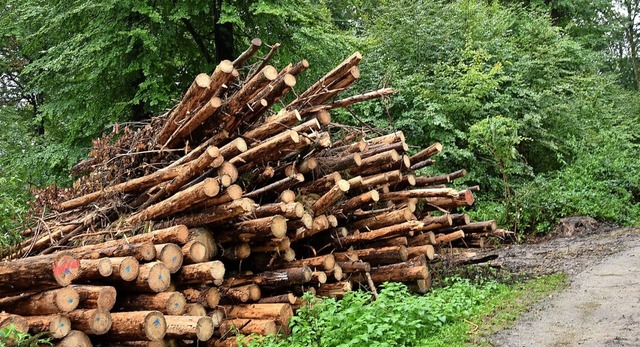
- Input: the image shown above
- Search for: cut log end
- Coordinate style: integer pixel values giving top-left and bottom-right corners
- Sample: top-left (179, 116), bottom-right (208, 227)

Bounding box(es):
top-left (195, 73), bottom-right (212, 88)
top-left (271, 215), bottom-right (288, 238)
top-left (49, 315), bottom-right (72, 339)
top-left (56, 287), bottom-right (80, 312)
top-left (57, 330), bottom-right (92, 347)
top-left (143, 311), bottom-right (167, 341)
top-left (53, 253), bottom-right (81, 286)
top-left (148, 263), bottom-right (172, 292)
top-left (117, 256), bottom-right (140, 282)
top-left (219, 60), bottom-right (235, 74)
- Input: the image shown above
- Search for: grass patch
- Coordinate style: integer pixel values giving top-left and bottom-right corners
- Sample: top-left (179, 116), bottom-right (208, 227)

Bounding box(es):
top-left (238, 273), bottom-right (568, 347)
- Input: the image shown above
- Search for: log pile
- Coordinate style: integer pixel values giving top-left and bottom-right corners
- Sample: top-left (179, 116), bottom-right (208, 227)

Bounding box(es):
top-left (0, 39), bottom-right (507, 346)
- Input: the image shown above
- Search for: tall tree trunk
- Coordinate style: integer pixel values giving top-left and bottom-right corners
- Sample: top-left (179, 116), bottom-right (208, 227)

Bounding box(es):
top-left (213, 0), bottom-right (235, 63)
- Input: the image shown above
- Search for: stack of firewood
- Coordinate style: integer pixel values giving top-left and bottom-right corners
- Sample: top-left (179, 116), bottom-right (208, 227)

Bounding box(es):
top-left (0, 39), bottom-right (508, 346)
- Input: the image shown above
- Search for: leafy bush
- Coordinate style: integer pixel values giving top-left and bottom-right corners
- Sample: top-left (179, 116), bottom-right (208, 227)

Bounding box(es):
top-left (0, 324), bottom-right (51, 347)
top-left (239, 279), bottom-right (504, 347)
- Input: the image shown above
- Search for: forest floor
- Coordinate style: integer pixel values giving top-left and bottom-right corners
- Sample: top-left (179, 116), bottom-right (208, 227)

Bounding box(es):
top-left (485, 217), bottom-right (640, 346)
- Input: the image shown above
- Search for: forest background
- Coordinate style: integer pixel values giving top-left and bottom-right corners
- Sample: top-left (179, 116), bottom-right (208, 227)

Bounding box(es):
top-left (1, 0), bottom-right (639, 249)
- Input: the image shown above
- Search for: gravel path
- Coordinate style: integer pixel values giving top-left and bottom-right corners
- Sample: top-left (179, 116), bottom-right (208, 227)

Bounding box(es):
top-left (488, 222), bottom-right (640, 346)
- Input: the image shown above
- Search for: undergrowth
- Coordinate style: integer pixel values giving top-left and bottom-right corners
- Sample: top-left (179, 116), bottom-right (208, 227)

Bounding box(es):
top-left (236, 274), bottom-right (566, 347)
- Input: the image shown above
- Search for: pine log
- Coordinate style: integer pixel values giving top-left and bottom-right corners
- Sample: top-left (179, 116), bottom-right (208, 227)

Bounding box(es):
top-left (221, 243), bottom-right (252, 261)
top-left (67, 308), bottom-right (112, 335)
top-left (217, 161), bottom-right (239, 187)
top-left (317, 281), bottom-right (352, 298)
top-left (407, 245), bottom-right (436, 260)
top-left (127, 178), bottom-right (220, 224)
top-left (166, 198), bottom-right (254, 228)
top-left (233, 38), bottom-right (262, 68)
top-left (107, 311), bottom-right (166, 341)
top-left (305, 88), bottom-right (395, 113)
top-left (243, 173), bottom-right (305, 199)
top-left (117, 292), bottom-right (186, 315)
top-left (379, 188), bottom-right (458, 201)
top-left (348, 150), bottom-right (399, 176)
top-left (186, 303), bottom-right (208, 316)
top-left (175, 261), bottom-right (225, 284)
top-left (219, 284), bottom-right (261, 304)
top-left (450, 213), bottom-right (471, 226)
top-left (220, 138), bottom-right (248, 159)
top-left (230, 130), bottom-right (300, 168)
top-left (166, 97), bottom-right (222, 147)
top-left (243, 110), bottom-right (301, 143)
top-left (312, 153), bottom-right (361, 177)
top-left (313, 180), bottom-right (350, 215)
top-left (181, 287), bottom-right (220, 308)
top-left (219, 303), bottom-right (293, 328)
top-left (56, 330), bottom-right (92, 347)
top-left (425, 189), bottom-right (475, 209)
top-left (254, 202), bottom-right (304, 219)
top-left (25, 314), bottom-right (71, 339)
top-left (276, 254), bottom-right (335, 271)
top-left (219, 318), bottom-right (277, 337)
top-left (74, 242), bottom-right (157, 262)
top-left (337, 221), bottom-right (423, 246)
top-left (410, 142), bottom-right (443, 163)
top-left (258, 293), bottom-right (297, 305)
top-left (251, 237), bottom-right (291, 253)
top-left (122, 261), bottom-right (171, 293)
top-left (107, 256), bottom-right (139, 282)
top-left (289, 214), bottom-right (330, 242)
top-left (367, 263), bottom-right (429, 284)
top-left (0, 313), bottom-right (28, 332)
top-left (182, 240), bottom-right (208, 264)
top-left (225, 267), bottom-right (312, 288)
top-left (337, 261), bottom-right (371, 273)
top-left (437, 220), bottom-right (498, 234)
top-left (156, 73), bottom-right (212, 146)
top-left (73, 285), bottom-right (117, 310)
top-left (55, 163), bottom-right (192, 211)
top-left (70, 225), bottom-right (189, 253)
top-left (367, 236), bottom-right (409, 248)
top-left (351, 207), bottom-right (416, 231)
top-left (350, 246), bottom-right (408, 266)
top-left (435, 230), bottom-right (466, 244)
top-left (335, 190), bottom-right (379, 214)
top-left (164, 315), bottom-right (214, 341)
top-left (408, 232), bottom-right (437, 246)
top-left (76, 258), bottom-right (113, 281)
top-left (0, 287), bottom-right (79, 315)
top-left (140, 146), bottom-right (222, 207)
top-left (154, 243), bottom-right (184, 274)
top-left (414, 169), bottom-right (467, 187)
top-left (0, 252), bottom-right (80, 296)
top-left (300, 172), bottom-right (342, 194)
top-left (197, 184), bottom-right (244, 207)
top-left (218, 215), bottom-right (287, 244)
top-left (409, 159), bottom-right (435, 171)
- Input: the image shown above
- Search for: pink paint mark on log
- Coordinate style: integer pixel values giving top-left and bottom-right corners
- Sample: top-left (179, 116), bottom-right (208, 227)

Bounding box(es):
top-left (52, 255), bottom-right (80, 285)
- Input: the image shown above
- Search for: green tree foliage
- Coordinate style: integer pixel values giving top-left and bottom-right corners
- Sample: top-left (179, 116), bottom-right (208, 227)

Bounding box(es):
top-left (341, 0), bottom-right (640, 232)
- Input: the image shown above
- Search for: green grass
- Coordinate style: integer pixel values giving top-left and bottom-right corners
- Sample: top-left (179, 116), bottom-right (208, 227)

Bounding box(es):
top-left (238, 273), bottom-right (568, 347)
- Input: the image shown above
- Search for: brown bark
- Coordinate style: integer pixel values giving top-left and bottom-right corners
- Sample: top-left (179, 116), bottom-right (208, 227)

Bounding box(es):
top-left (408, 231), bottom-right (437, 246)
top-left (0, 287), bottom-right (79, 315)
top-left (74, 242), bottom-right (156, 262)
top-left (67, 308), bottom-right (112, 335)
top-left (118, 292), bottom-right (187, 315)
top-left (181, 287), bottom-right (220, 308)
top-left (379, 187), bottom-right (458, 201)
top-left (166, 198), bottom-right (254, 228)
top-left (0, 252), bottom-right (80, 296)
top-left (175, 261), bottom-right (225, 284)
top-left (219, 318), bottom-right (277, 336)
top-left (225, 267), bottom-right (312, 288)
top-left (289, 214), bottom-right (330, 242)
top-left (410, 142), bottom-right (443, 163)
top-left (186, 302), bottom-right (208, 316)
top-left (182, 240), bottom-right (208, 264)
top-left (435, 230), bottom-right (465, 244)
top-left (56, 330), bottom-right (92, 347)
top-left (350, 246), bottom-right (408, 266)
top-left (243, 109), bottom-right (301, 143)
top-left (123, 261), bottom-right (171, 293)
top-left (220, 284), bottom-right (261, 304)
top-left (366, 236), bottom-right (409, 248)
top-left (157, 73), bottom-right (212, 146)
top-left (165, 97), bottom-right (223, 148)
top-left (258, 293), bottom-right (297, 305)
top-left (337, 261), bottom-right (371, 273)
top-left (219, 303), bottom-right (293, 328)
top-left (76, 258), bottom-right (113, 281)
top-left (165, 315), bottom-right (215, 341)
top-left (154, 243), bottom-right (184, 274)
top-left (313, 179), bottom-right (350, 215)
top-left (106, 311), bottom-right (167, 341)
top-left (414, 169), bottom-right (467, 187)
top-left (407, 245), bottom-right (436, 260)
top-left (127, 178), bottom-right (220, 224)
top-left (348, 150), bottom-right (399, 176)
top-left (25, 314), bottom-right (71, 339)
top-left (300, 172), bottom-right (342, 194)
top-left (254, 202), bottom-right (304, 219)
top-left (220, 138), bottom-right (248, 159)
top-left (351, 207), bottom-right (416, 231)
top-left (276, 254), bottom-right (335, 271)
top-left (338, 221), bottom-right (423, 246)
top-left (70, 225), bottom-right (190, 253)
top-left (72, 285), bottom-right (117, 310)
top-left (0, 313), bottom-right (28, 332)
top-left (232, 38), bottom-right (262, 68)
top-left (219, 215), bottom-right (287, 244)
top-left (317, 281), bottom-right (352, 298)
top-left (425, 189), bottom-right (475, 209)
top-left (335, 190), bottom-right (380, 214)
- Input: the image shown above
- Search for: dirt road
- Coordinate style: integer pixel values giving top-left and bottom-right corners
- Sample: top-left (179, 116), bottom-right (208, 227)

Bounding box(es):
top-left (488, 221), bottom-right (640, 346)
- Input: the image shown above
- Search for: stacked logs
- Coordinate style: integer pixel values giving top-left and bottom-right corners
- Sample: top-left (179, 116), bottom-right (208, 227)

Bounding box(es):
top-left (0, 39), bottom-right (507, 346)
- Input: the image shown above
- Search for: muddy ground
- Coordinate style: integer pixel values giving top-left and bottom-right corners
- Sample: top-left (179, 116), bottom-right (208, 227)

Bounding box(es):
top-left (483, 217), bottom-right (640, 346)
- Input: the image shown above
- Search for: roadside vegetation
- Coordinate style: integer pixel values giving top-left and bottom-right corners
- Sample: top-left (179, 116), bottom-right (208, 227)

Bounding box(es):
top-left (234, 274), bottom-right (567, 347)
